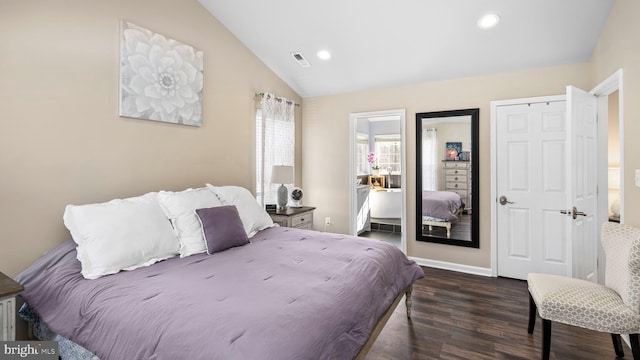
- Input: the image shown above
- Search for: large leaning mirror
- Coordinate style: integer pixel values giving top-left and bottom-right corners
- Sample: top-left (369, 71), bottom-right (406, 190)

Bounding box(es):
top-left (416, 108), bottom-right (479, 248)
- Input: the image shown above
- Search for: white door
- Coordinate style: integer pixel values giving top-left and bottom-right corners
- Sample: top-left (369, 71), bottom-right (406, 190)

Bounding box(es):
top-left (496, 88), bottom-right (598, 280)
top-left (496, 100), bottom-right (569, 279)
top-left (566, 86), bottom-right (598, 282)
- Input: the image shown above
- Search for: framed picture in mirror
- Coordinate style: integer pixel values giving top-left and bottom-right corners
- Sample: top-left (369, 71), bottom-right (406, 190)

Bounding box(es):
top-left (445, 142), bottom-right (462, 160)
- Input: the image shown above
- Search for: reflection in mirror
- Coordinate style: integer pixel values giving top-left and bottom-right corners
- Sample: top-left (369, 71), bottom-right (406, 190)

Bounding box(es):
top-left (416, 109), bottom-right (479, 248)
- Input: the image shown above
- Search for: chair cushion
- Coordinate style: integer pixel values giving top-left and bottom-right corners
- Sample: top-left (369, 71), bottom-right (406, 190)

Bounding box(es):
top-left (528, 273), bottom-right (640, 334)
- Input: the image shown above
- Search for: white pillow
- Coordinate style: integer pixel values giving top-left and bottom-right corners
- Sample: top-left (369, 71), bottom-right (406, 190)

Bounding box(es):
top-left (206, 184), bottom-right (274, 238)
top-left (158, 187), bottom-right (224, 257)
top-left (63, 192), bottom-right (179, 280)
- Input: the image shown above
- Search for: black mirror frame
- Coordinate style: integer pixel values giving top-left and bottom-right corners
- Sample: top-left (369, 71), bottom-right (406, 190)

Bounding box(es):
top-left (415, 108), bottom-right (479, 248)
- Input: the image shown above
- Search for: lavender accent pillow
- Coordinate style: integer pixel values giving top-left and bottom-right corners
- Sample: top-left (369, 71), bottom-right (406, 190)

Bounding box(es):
top-left (196, 205), bottom-right (249, 254)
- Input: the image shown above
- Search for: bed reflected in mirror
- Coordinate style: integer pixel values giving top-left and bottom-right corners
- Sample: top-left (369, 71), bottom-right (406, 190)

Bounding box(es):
top-left (415, 109), bottom-right (479, 248)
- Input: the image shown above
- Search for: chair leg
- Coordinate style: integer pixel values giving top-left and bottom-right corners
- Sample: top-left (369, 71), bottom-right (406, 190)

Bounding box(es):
top-left (528, 293), bottom-right (537, 334)
top-left (612, 334), bottom-right (624, 357)
top-left (630, 334), bottom-right (640, 360)
top-left (542, 319), bottom-right (551, 360)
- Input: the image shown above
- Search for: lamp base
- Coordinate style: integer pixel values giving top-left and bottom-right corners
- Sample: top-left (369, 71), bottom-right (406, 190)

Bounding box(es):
top-left (277, 184), bottom-right (288, 209)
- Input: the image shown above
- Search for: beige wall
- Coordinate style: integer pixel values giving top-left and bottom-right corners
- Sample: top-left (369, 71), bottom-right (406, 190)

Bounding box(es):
top-left (302, 63), bottom-right (592, 268)
top-left (0, 0), bottom-right (301, 277)
top-left (591, 0), bottom-right (640, 227)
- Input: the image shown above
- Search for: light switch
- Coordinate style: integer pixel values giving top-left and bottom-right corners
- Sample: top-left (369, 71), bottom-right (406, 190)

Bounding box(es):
top-left (636, 169), bottom-right (640, 187)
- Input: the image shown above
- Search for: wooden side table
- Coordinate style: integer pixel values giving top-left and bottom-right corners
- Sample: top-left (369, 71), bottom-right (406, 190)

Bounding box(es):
top-left (0, 272), bottom-right (23, 341)
top-left (267, 206), bottom-right (316, 230)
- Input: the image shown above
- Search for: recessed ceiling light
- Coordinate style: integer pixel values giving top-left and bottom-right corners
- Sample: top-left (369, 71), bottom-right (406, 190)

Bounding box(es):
top-left (478, 13), bottom-right (500, 29)
top-left (317, 50), bottom-right (331, 60)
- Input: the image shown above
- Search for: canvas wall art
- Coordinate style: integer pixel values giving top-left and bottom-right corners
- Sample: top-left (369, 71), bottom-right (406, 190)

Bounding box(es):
top-left (119, 21), bottom-right (204, 127)
top-left (445, 142), bottom-right (462, 160)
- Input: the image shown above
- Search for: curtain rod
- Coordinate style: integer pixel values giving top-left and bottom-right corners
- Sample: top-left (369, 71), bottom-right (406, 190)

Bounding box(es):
top-left (255, 92), bottom-right (300, 107)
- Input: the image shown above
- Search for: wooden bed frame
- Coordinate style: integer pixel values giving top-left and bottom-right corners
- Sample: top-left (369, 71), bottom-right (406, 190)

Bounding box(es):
top-left (355, 284), bottom-right (413, 360)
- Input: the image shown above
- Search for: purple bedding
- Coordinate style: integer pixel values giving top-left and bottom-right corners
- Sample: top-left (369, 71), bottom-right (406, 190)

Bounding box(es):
top-left (422, 191), bottom-right (463, 222)
top-left (16, 227), bottom-right (424, 360)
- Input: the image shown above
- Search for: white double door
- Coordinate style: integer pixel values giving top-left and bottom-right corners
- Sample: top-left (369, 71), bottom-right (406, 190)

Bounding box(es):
top-left (496, 86), bottom-right (598, 281)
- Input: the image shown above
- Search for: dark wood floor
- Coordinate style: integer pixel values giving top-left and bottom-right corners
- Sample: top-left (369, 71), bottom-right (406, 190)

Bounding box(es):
top-left (366, 267), bottom-right (620, 360)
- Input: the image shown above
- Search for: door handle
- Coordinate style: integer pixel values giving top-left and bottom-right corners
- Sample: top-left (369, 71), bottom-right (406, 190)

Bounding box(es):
top-left (499, 196), bottom-right (514, 205)
top-left (572, 206), bottom-right (587, 220)
top-left (560, 207), bottom-right (587, 219)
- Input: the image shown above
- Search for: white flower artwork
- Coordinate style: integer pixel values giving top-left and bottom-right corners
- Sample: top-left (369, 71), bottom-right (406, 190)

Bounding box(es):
top-left (119, 21), bottom-right (204, 126)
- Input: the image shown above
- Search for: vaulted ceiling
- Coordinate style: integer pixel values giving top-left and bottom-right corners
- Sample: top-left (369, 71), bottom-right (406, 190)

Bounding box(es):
top-left (199, 0), bottom-right (615, 98)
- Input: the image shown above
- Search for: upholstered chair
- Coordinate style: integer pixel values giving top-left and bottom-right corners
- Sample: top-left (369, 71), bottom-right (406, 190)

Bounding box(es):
top-left (527, 222), bottom-right (640, 360)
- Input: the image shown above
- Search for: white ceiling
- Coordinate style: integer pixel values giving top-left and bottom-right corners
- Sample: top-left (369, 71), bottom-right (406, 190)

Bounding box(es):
top-left (199, 0), bottom-right (615, 98)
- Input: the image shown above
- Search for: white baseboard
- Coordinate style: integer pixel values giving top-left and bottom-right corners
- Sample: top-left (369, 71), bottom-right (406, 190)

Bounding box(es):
top-left (409, 256), bottom-right (493, 277)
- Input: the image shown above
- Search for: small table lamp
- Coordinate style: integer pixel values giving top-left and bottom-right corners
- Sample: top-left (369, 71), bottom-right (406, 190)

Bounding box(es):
top-left (271, 165), bottom-right (294, 210)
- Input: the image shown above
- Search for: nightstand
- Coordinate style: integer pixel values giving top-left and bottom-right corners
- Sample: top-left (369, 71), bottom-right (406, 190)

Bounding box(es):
top-left (0, 271), bottom-right (23, 341)
top-left (268, 206), bottom-right (316, 230)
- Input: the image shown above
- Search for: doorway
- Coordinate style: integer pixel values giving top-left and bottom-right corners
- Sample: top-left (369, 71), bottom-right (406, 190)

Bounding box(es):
top-left (349, 109), bottom-right (407, 253)
top-left (490, 70), bottom-right (624, 281)
top-left (592, 69), bottom-right (624, 283)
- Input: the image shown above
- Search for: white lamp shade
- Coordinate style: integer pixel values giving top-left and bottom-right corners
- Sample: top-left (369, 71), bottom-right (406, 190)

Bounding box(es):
top-left (271, 165), bottom-right (294, 184)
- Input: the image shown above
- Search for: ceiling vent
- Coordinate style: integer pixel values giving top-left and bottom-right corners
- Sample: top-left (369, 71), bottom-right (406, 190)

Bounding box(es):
top-left (291, 52), bottom-right (311, 68)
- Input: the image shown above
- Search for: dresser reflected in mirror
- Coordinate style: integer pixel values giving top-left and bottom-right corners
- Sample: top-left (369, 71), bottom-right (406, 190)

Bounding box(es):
top-left (415, 109), bottom-right (479, 248)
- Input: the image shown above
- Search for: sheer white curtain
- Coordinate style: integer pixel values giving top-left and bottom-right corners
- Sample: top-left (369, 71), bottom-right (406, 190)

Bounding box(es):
top-left (422, 128), bottom-right (437, 191)
top-left (256, 93), bottom-right (295, 205)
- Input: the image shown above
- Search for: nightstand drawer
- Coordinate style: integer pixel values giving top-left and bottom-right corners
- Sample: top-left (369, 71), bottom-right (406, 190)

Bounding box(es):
top-left (445, 175), bottom-right (466, 182)
top-left (291, 212), bottom-right (313, 228)
top-left (445, 182), bottom-right (467, 190)
top-left (267, 206), bottom-right (316, 229)
top-left (443, 161), bottom-right (469, 169)
top-left (445, 169), bottom-right (468, 176)
top-left (295, 222), bottom-right (313, 230)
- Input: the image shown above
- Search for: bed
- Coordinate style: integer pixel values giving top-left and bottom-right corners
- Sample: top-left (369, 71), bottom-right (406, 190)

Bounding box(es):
top-left (15, 185), bottom-right (424, 360)
top-left (421, 191), bottom-right (464, 238)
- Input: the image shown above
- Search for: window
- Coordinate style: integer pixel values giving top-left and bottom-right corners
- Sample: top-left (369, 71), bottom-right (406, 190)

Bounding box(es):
top-left (356, 133), bottom-right (369, 175)
top-left (374, 134), bottom-right (401, 173)
top-left (421, 128), bottom-right (438, 191)
top-left (255, 98), bottom-right (295, 206)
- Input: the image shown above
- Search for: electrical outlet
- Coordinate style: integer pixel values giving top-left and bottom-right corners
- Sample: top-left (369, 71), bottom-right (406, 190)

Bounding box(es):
top-left (325, 217), bottom-right (331, 225)
top-left (636, 169), bottom-right (640, 187)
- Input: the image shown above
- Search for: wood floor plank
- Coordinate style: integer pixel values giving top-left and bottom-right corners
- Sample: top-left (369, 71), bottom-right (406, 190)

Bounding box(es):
top-left (365, 267), bottom-right (621, 359)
